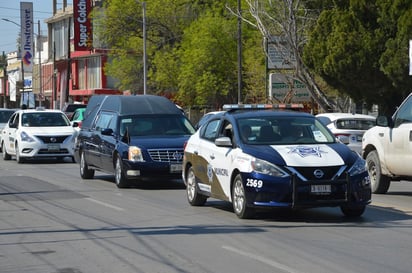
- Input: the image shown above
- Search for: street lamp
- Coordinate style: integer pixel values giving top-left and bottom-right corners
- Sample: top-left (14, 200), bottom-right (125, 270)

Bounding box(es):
top-left (136, 1), bottom-right (147, 95)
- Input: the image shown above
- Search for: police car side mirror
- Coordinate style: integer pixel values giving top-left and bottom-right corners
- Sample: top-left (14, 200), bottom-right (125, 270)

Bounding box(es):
top-left (215, 136), bottom-right (233, 147)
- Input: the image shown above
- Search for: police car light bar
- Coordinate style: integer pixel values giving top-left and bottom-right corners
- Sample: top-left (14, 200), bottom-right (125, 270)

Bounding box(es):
top-left (222, 103), bottom-right (304, 111)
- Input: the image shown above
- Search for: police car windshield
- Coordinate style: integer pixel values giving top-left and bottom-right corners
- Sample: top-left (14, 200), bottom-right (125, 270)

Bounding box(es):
top-left (237, 116), bottom-right (336, 145)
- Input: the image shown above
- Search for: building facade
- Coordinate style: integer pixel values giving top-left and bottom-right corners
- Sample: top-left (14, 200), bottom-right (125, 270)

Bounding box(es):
top-left (1, 0), bottom-right (120, 110)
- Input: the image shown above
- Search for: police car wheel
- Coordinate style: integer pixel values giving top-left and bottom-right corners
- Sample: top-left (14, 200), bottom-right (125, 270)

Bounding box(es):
top-left (232, 174), bottom-right (254, 219)
top-left (115, 156), bottom-right (129, 188)
top-left (186, 166), bottom-right (207, 206)
top-left (340, 205), bottom-right (366, 217)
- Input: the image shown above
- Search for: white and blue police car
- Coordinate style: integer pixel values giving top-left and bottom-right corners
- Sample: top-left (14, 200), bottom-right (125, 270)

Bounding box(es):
top-left (182, 104), bottom-right (371, 219)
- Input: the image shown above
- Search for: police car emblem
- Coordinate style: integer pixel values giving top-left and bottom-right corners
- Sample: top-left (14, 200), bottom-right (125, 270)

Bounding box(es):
top-left (287, 145), bottom-right (326, 158)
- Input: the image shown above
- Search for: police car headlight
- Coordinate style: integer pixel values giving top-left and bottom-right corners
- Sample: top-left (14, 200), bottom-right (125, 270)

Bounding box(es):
top-left (128, 146), bottom-right (144, 162)
top-left (348, 157), bottom-right (367, 176)
top-left (20, 131), bottom-right (35, 142)
top-left (251, 158), bottom-right (288, 177)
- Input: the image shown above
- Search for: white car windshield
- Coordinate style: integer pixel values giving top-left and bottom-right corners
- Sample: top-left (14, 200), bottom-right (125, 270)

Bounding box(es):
top-left (22, 113), bottom-right (70, 127)
top-left (237, 116), bottom-right (336, 145)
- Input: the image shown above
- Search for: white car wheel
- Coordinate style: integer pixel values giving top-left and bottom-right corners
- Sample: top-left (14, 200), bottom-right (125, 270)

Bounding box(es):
top-left (2, 142), bottom-right (11, 160)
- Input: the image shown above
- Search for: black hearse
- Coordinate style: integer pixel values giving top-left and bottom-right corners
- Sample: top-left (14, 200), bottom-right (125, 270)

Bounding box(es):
top-left (73, 95), bottom-right (195, 188)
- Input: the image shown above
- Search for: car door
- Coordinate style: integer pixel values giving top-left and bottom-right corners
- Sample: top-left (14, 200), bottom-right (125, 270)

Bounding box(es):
top-left (84, 111), bottom-right (110, 168)
top-left (99, 112), bottom-right (117, 172)
top-left (385, 95), bottom-right (412, 175)
top-left (197, 119), bottom-right (235, 201)
top-left (3, 112), bottom-right (19, 155)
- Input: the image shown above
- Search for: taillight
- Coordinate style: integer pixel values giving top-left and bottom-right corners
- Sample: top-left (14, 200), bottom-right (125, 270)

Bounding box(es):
top-left (335, 134), bottom-right (350, 144)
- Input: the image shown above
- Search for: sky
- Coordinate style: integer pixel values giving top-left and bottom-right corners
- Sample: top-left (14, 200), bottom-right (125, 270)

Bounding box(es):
top-left (0, 0), bottom-right (73, 54)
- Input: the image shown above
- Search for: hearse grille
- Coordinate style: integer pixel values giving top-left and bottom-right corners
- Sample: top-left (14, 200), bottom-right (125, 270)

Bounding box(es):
top-left (148, 149), bottom-right (184, 163)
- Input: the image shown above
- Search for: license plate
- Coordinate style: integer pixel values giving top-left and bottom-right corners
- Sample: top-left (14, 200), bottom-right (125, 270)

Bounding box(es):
top-left (47, 144), bottom-right (60, 151)
top-left (170, 164), bottom-right (182, 173)
top-left (311, 184), bottom-right (331, 194)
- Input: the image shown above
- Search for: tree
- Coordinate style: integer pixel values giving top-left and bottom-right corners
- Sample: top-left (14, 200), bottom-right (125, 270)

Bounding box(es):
top-left (93, 0), bottom-right (205, 94)
top-left (233, 0), bottom-right (338, 111)
top-left (303, 0), bottom-right (412, 114)
top-left (176, 10), bottom-right (238, 107)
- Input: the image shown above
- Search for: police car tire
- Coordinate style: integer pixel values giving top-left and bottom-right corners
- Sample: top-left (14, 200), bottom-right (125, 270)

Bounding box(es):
top-left (80, 151), bottom-right (95, 179)
top-left (340, 205), bottom-right (366, 217)
top-left (115, 156), bottom-right (129, 188)
top-left (366, 150), bottom-right (390, 194)
top-left (186, 166), bottom-right (207, 206)
top-left (232, 174), bottom-right (254, 219)
top-left (2, 142), bottom-right (11, 160)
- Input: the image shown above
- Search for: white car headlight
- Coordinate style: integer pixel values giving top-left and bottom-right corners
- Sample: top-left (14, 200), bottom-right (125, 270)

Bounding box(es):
top-left (128, 146), bottom-right (144, 162)
top-left (251, 158), bottom-right (288, 177)
top-left (20, 131), bottom-right (35, 142)
top-left (348, 156), bottom-right (367, 176)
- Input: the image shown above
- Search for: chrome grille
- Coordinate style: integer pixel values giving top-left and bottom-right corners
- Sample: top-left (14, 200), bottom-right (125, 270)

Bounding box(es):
top-left (148, 149), bottom-right (184, 163)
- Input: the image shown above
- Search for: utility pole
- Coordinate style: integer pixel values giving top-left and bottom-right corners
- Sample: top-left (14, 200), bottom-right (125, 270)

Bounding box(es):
top-left (1, 51), bottom-right (7, 108)
top-left (136, 1), bottom-right (147, 95)
top-left (37, 20), bottom-right (42, 107)
top-left (237, 0), bottom-right (242, 104)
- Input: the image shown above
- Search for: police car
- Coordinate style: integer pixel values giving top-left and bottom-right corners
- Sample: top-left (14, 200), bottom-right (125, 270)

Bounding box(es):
top-left (182, 104), bottom-right (371, 219)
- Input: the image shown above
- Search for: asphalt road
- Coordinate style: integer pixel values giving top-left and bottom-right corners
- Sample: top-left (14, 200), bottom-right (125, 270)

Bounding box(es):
top-left (1, 158), bottom-right (412, 273)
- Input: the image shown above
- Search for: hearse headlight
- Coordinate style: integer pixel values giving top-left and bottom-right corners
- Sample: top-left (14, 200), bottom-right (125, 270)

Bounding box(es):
top-left (20, 131), bottom-right (35, 142)
top-left (348, 157), bottom-right (367, 176)
top-left (251, 158), bottom-right (288, 177)
top-left (128, 146), bottom-right (144, 162)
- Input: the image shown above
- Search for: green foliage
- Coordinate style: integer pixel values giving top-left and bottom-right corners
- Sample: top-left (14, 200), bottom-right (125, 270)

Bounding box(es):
top-left (176, 10), bottom-right (238, 106)
top-left (303, 0), bottom-right (412, 114)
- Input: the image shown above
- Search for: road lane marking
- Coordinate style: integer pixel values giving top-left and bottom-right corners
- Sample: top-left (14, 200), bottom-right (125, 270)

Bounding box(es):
top-left (85, 198), bottom-right (124, 211)
top-left (222, 245), bottom-right (301, 273)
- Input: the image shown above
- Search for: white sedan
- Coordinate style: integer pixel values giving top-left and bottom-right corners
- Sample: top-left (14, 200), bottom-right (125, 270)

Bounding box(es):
top-left (1, 108), bottom-right (76, 163)
top-left (316, 112), bottom-right (376, 154)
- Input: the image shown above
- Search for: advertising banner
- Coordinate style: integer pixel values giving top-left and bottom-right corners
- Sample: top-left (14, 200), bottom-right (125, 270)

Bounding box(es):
top-left (20, 2), bottom-right (34, 73)
top-left (74, 0), bottom-right (93, 51)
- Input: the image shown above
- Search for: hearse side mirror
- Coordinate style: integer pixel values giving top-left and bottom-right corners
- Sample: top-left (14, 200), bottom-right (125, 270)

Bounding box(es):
top-left (101, 128), bottom-right (114, 136)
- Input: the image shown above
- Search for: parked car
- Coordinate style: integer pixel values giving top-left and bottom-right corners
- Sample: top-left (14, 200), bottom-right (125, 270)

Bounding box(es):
top-left (1, 108), bottom-right (76, 163)
top-left (0, 108), bottom-right (17, 148)
top-left (70, 107), bottom-right (86, 128)
top-left (73, 95), bottom-right (196, 188)
top-left (362, 92), bottom-right (412, 194)
top-left (316, 113), bottom-right (376, 154)
top-left (194, 111), bottom-right (224, 130)
top-left (62, 103), bottom-right (87, 120)
top-left (183, 104), bottom-right (371, 219)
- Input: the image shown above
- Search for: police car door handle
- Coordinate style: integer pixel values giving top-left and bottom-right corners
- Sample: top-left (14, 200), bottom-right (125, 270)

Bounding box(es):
top-left (194, 150), bottom-right (198, 155)
top-left (210, 154), bottom-right (215, 160)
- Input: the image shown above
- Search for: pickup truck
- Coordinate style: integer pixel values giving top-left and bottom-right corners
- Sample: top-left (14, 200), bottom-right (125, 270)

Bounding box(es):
top-left (362, 92), bottom-right (412, 193)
